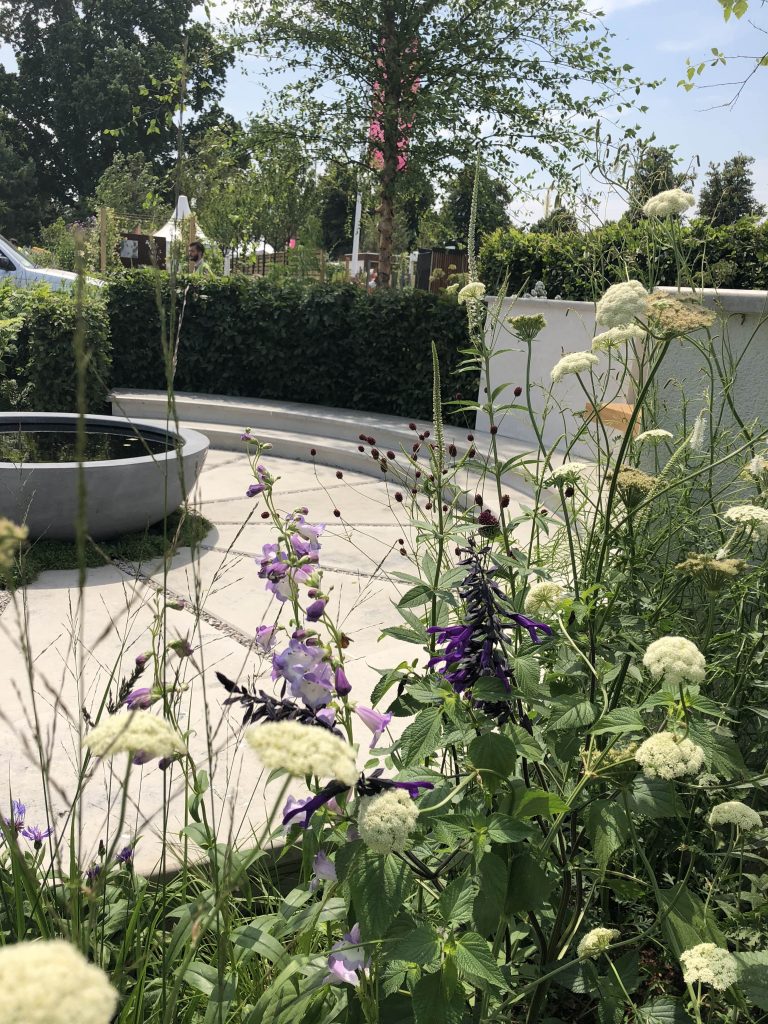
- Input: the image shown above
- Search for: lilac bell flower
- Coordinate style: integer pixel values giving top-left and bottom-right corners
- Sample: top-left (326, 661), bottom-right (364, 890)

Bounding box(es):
top-left (123, 687), bottom-right (154, 710)
top-left (327, 924), bottom-right (369, 987)
top-left (290, 533), bottom-right (319, 561)
top-left (316, 707), bottom-right (336, 728)
top-left (255, 625), bottom-right (278, 653)
top-left (354, 705), bottom-right (392, 747)
top-left (312, 849), bottom-right (337, 887)
top-left (334, 666), bottom-right (352, 697)
top-left (272, 639), bottom-right (334, 709)
top-left (292, 515), bottom-right (325, 550)
top-left (306, 598), bottom-right (327, 622)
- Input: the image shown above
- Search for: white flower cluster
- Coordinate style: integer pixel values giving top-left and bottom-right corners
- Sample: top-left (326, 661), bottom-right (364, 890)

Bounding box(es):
top-left (85, 713), bottom-right (187, 758)
top-left (643, 188), bottom-right (696, 219)
top-left (680, 943), bottom-right (739, 991)
top-left (551, 351), bottom-right (598, 383)
top-left (577, 927), bottom-right (620, 958)
top-left (549, 462), bottom-right (589, 485)
top-left (708, 800), bottom-right (762, 831)
top-left (0, 939), bottom-right (118, 1024)
top-left (635, 429), bottom-right (673, 444)
top-left (246, 721), bottom-right (358, 786)
top-left (723, 504), bottom-right (768, 540)
top-left (635, 732), bottom-right (705, 779)
top-left (357, 788), bottom-right (420, 854)
top-left (595, 281), bottom-right (649, 328)
top-left (458, 282), bottom-right (486, 304)
top-left (591, 325), bottom-right (643, 353)
top-left (524, 581), bottom-right (565, 617)
top-left (642, 636), bottom-right (706, 687)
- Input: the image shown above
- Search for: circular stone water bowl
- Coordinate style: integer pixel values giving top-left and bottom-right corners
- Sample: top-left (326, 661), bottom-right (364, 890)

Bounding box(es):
top-left (0, 413), bottom-right (209, 540)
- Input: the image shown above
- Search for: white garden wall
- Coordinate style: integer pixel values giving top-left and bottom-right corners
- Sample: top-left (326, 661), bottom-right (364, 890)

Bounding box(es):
top-left (476, 289), bottom-right (768, 456)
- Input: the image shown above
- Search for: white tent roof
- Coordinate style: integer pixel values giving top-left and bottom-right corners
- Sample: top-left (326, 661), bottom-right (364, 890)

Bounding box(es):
top-left (250, 237), bottom-right (274, 255)
top-left (155, 195), bottom-right (208, 243)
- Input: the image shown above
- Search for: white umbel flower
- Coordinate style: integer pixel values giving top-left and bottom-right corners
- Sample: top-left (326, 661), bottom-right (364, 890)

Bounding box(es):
top-left (551, 351), bottom-right (598, 382)
top-left (723, 505), bottom-right (768, 540)
top-left (591, 325), bottom-right (643, 352)
top-left (635, 429), bottom-right (673, 444)
top-left (524, 581), bottom-right (565, 617)
top-left (458, 282), bottom-right (486, 304)
top-left (680, 943), bottom-right (738, 991)
top-left (577, 927), bottom-right (620, 958)
top-left (595, 281), bottom-right (649, 328)
top-left (642, 636), bottom-right (706, 687)
top-left (84, 713), bottom-right (187, 758)
top-left (643, 188), bottom-right (696, 218)
top-left (358, 788), bottom-right (420, 854)
top-left (246, 721), bottom-right (357, 786)
top-left (549, 462), bottom-right (590, 485)
top-left (0, 939), bottom-right (118, 1024)
top-left (708, 801), bottom-right (762, 831)
top-left (635, 732), bottom-right (705, 779)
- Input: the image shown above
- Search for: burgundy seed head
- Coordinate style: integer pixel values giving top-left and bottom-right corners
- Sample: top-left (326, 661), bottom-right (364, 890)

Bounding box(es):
top-left (442, 504), bottom-right (448, 512)
top-left (358, 445), bottom-right (365, 452)
top-left (424, 430), bottom-right (430, 438)
top-left (468, 447), bottom-right (476, 458)
top-left (408, 422), bottom-right (417, 431)
top-left (399, 547), bottom-right (406, 556)
top-left (380, 462), bottom-right (387, 472)
top-left (336, 471), bottom-right (343, 479)
top-left (501, 494), bottom-right (510, 508)
top-left (310, 448), bottom-right (317, 456)
top-left (425, 502), bottom-right (432, 510)
top-left (359, 434), bottom-right (366, 441)
top-left (467, 433), bottom-right (474, 441)
top-left (261, 511), bottom-right (269, 519)
top-left (387, 450), bottom-right (395, 460)
top-left (412, 443), bottom-right (420, 452)
top-left (565, 485), bottom-right (575, 497)
top-left (475, 494), bottom-right (483, 505)
top-left (490, 426), bottom-right (498, 435)
top-left (478, 508), bottom-right (499, 527)
top-left (418, 433), bottom-right (425, 441)
top-left (514, 386), bottom-right (523, 397)
top-left (448, 444), bottom-right (457, 457)
top-left (394, 491), bottom-right (403, 502)
top-left (415, 471), bottom-right (421, 478)
top-left (429, 474), bottom-right (435, 482)
top-left (371, 448), bottom-right (379, 458)
top-left (333, 509), bottom-right (341, 518)
top-left (366, 436), bottom-right (376, 445)
top-left (412, 488), bottom-right (418, 495)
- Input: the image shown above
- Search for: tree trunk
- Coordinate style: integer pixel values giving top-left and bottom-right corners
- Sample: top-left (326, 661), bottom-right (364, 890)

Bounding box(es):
top-left (377, 172), bottom-right (396, 287)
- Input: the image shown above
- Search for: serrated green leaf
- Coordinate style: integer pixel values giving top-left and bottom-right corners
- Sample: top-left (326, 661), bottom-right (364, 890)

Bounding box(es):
top-left (472, 676), bottom-right (514, 701)
top-left (686, 720), bottom-right (745, 779)
top-left (734, 951), bottom-right (768, 1010)
top-left (512, 655), bottom-right (541, 698)
top-left (473, 852), bottom-right (508, 934)
top-left (412, 969), bottom-right (465, 1024)
top-left (584, 800), bottom-right (629, 872)
top-left (657, 884), bottom-right (726, 957)
top-left (454, 932), bottom-right (507, 989)
top-left (400, 706), bottom-right (443, 763)
top-left (398, 583), bottom-right (434, 609)
top-left (548, 697), bottom-right (598, 731)
top-left (485, 812), bottom-right (536, 843)
top-left (439, 876), bottom-right (478, 925)
top-left (591, 707), bottom-right (645, 735)
top-left (636, 997), bottom-right (693, 1023)
top-left (512, 787), bottom-right (568, 818)
top-left (628, 777), bottom-right (682, 819)
top-left (348, 851), bottom-right (413, 940)
top-left (509, 723), bottom-right (545, 762)
top-left (390, 923), bottom-right (442, 965)
top-left (468, 732), bottom-right (516, 792)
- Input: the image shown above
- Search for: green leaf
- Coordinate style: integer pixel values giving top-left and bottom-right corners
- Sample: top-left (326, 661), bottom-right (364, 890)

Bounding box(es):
top-left (584, 800), bottom-right (629, 872)
top-left (548, 697), bottom-right (598, 731)
top-left (512, 655), bottom-right (541, 698)
top-left (348, 850), bottom-right (413, 940)
top-left (686, 720), bottom-right (746, 779)
top-left (733, 951), bottom-right (768, 1010)
top-left (657, 884), bottom-right (727, 958)
top-left (473, 852), bottom-right (508, 934)
top-left (453, 932), bottom-right (507, 989)
top-left (506, 854), bottom-right (554, 914)
top-left (381, 625), bottom-right (425, 644)
top-left (509, 723), bottom-right (545, 762)
top-left (468, 732), bottom-right (517, 792)
top-left (233, 925), bottom-right (289, 966)
top-left (472, 676), bottom-right (514, 702)
top-left (398, 583), bottom-right (434, 609)
top-left (412, 970), bottom-right (465, 1024)
top-left (636, 997), bottom-right (693, 1023)
top-left (400, 706), bottom-right (443, 763)
top-left (512, 787), bottom-right (568, 819)
top-left (627, 777), bottom-right (682, 819)
top-left (485, 813), bottom-right (536, 843)
top-left (439, 876), bottom-right (478, 926)
top-left (591, 707), bottom-right (645, 735)
top-left (390, 924), bottom-right (442, 965)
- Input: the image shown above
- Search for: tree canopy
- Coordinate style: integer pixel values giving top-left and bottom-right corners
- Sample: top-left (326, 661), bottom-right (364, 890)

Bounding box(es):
top-left (626, 144), bottom-right (696, 221)
top-left (235, 0), bottom-right (649, 281)
top-left (698, 153), bottom-right (765, 225)
top-left (0, 0), bottom-right (233, 209)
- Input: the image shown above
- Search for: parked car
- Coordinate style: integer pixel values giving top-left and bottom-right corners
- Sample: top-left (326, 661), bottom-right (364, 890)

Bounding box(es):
top-left (0, 234), bottom-right (103, 290)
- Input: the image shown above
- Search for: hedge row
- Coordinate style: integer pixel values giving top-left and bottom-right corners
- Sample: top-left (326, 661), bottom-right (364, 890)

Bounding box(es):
top-left (478, 218), bottom-right (768, 299)
top-left (107, 273), bottom-right (475, 422)
top-left (0, 283), bottom-right (111, 412)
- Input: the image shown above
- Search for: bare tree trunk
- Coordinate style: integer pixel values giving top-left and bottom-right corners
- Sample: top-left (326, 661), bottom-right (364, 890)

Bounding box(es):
top-left (377, 167), bottom-right (396, 287)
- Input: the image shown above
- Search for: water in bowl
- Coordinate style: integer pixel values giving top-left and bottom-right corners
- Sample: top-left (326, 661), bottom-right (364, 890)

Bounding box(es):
top-left (0, 425), bottom-right (175, 463)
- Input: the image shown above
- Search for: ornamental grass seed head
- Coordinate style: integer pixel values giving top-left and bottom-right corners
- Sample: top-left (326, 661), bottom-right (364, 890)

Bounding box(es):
top-left (635, 732), bottom-right (705, 779)
top-left (84, 713), bottom-right (187, 759)
top-left (577, 927), bottom-right (620, 958)
top-left (551, 351), bottom-right (599, 383)
top-left (642, 188), bottom-right (696, 218)
top-left (595, 281), bottom-right (649, 328)
top-left (708, 800), bottom-right (762, 831)
top-left (591, 324), bottom-right (643, 352)
top-left (642, 636), bottom-right (706, 686)
top-left (246, 720), bottom-right (357, 785)
top-left (0, 939), bottom-right (118, 1024)
top-left (358, 788), bottom-right (420, 854)
top-left (723, 504), bottom-right (768, 540)
top-left (680, 943), bottom-right (738, 991)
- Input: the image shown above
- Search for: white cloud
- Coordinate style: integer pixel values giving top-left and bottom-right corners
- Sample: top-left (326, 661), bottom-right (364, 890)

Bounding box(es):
top-left (588, 0), bottom-right (657, 14)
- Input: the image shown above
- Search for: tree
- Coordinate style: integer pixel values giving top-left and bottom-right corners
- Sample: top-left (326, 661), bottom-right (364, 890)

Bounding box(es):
top-left (698, 154), bottom-right (766, 226)
top-left (626, 145), bottom-right (696, 221)
top-left (679, 1), bottom-right (767, 105)
top-left (92, 152), bottom-right (166, 227)
top-left (0, 124), bottom-right (53, 239)
top-left (0, 1), bottom-right (233, 208)
top-left (316, 164), bottom-right (358, 259)
top-left (439, 166), bottom-right (511, 245)
top-left (530, 208), bottom-right (580, 234)
top-left (236, 0), bottom-right (648, 283)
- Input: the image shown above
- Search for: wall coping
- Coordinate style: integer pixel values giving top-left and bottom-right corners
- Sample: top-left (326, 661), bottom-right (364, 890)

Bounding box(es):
top-left (487, 288), bottom-right (768, 316)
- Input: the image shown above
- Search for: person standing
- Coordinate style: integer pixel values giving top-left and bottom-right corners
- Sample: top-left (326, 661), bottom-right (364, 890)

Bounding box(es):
top-left (188, 240), bottom-right (213, 275)
top-left (366, 267), bottom-right (378, 291)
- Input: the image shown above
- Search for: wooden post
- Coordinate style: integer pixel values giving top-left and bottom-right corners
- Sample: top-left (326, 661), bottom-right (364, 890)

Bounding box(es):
top-left (98, 207), bottom-right (108, 273)
top-left (187, 215), bottom-right (197, 272)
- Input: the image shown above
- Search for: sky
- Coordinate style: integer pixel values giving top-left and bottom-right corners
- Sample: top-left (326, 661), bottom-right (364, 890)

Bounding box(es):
top-left (216, 0), bottom-right (768, 222)
top-left (0, 0), bottom-right (765, 222)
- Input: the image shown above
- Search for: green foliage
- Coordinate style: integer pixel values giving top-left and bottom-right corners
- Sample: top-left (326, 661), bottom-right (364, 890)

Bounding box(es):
top-left (107, 272), bottom-right (476, 422)
top-left (0, 123), bottom-right (53, 240)
top-left (626, 144), bottom-right (695, 221)
top-left (698, 153), bottom-right (766, 226)
top-left (92, 151), bottom-right (167, 227)
top-left (0, 283), bottom-right (111, 412)
top-left (436, 165), bottom-right (511, 246)
top-left (479, 218), bottom-right (768, 297)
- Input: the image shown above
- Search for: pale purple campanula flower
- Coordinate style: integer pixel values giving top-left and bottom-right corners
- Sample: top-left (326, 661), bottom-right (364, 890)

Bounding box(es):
top-left (255, 624), bottom-right (278, 653)
top-left (306, 598), bottom-right (327, 622)
top-left (334, 666), bottom-right (352, 697)
top-left (355, 706), bottom-right (392, 747)
top-left (327, 924), bottom-right (369, 987)
top-left (312, 849), bottom-right (337, 886)
top-left (316, 707), bottom-right (336, 727)
top-left (272, 639), bottom-right (334, 709)
top-left (123, 687), bottom-right (154, 710)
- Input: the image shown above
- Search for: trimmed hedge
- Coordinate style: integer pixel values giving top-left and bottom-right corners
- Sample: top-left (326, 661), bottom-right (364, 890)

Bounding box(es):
top-left (0, 283), bottom-right (111, 412)
top-left (108, 272), bottom-right (475, 422)
top-left (478, 218), bottom-right (768, 299)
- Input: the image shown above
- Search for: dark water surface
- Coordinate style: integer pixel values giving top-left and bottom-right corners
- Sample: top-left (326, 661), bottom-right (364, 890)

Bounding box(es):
top-left (0, 426), bottom-right (174, 463)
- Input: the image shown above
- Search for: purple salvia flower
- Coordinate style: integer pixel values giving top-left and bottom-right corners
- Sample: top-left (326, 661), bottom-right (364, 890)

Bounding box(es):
top-left (354, 706), bottom-right (392, 747)
top-left (334, 666), bottom-right (352, 697)
top-left (283, 780), bottom-right (350, 828)
top-left (509, 613), bottom-right (553, 645)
